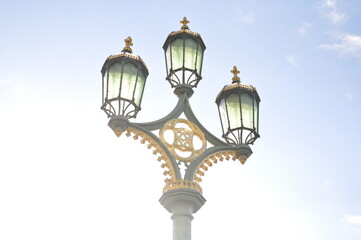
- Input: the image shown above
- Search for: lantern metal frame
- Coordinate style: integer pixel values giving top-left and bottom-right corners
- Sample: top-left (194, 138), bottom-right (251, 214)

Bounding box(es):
top-left (101, 38), bottom-right (149, 119)
top-left (216, 82), bottom-right (260, 145)
top-left (163, 27), bottom-right (206, 88)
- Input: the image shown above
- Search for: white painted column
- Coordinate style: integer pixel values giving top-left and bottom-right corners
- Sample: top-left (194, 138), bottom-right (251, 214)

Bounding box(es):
top-left (159, 188), bottom-right (206, 240)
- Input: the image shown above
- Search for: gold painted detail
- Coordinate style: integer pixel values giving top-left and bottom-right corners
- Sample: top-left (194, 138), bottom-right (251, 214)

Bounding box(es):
top-left (216, 83), bottom-right (257, 99)
top-left (168, 29), bottom-right (201, 38)
top-left (180, 17), bottom-right (190, 29)
top-left (231, 66), bottom-right (240, 83)
top-left (163, 179), bottom-right (202, 194)
top-left (122, 36), bottom-right (133, 53)
top-left (107, 52), bottom-right (148, 71)
top-left (115, 128), bottom-right (176, 183)
top-left (160, 119), bottom-right (206, 163)
top-left (193, 151), bottom-right (247, 183)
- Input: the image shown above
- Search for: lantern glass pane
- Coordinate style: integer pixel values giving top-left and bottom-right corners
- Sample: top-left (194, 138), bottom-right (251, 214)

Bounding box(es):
top-left (226, 93), bottom-right (241, 129)
top-left (102, 70), bottom-right (108, 103)
top-left (134, 70), bottom-right (145, 106)
top-left (184, 38), bottom-right (197, 70)
top-left (241, 93), bottom-right (253, 129)
top-left (196, 44), bottom-right (203, 75)
top-left (254, 100), bottom-right (259, 132)
top-left (219, 98), bottom-right (229, 134)
top-left (121, 63), bottom-right (137, 101)
top-left (171, 38), bottom-right (183, 69)
top-left (108, 63), bottom-right (122, 99)
top-left (166, 45), bottom-right (171, 73)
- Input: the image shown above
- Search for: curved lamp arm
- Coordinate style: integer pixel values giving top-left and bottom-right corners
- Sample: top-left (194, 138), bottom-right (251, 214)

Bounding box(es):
top-left (183, 97), bottom-right (230, 147)
top-left (137, 93), bottom-right (187, 131)
top-left (184, 145), bottom-right (252, 182)
top-left (108, 88), bottom-right (253, 192)
top-left (124, 122), bottom-right (182, 180)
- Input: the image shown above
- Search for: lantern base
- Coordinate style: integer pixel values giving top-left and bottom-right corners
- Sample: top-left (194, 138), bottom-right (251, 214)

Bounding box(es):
top-left (108, 116), bottom-right (130, 137)
top-left (174, 84), bottom-right (194, 98)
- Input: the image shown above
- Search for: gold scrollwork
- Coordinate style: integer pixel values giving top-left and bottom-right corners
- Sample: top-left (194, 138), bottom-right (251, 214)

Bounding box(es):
top-left (159, 119), bottom-right (206, 163)
top-left (193, 151), bottom-right (247, 183)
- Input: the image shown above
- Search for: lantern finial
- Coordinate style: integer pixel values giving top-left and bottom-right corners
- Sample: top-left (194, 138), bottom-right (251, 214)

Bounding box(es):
top-left (122, 36), bottom-right (133, 53)
top-left (180, 17), bottom-right (190, 29)
top-left (231, 66), bottom-right (240, 83)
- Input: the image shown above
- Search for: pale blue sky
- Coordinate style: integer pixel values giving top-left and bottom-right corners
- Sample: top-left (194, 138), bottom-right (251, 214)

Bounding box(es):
top-left (1, 0), bottom-right (361, 239)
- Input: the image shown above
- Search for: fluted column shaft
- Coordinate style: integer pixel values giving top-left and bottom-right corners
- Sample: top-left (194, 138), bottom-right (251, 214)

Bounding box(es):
top-left (159, 188), bottom-right (206, 240)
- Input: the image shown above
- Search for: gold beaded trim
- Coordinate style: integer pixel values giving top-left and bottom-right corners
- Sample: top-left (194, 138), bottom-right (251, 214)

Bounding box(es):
top-left (106, 53), bottom-right (148, 71)
top-left (116, 128), bottom-right (176, 184)
top-left (163, 179), bottom-right (202, 194)
top-left (193, 151), bottom-right (246, 183)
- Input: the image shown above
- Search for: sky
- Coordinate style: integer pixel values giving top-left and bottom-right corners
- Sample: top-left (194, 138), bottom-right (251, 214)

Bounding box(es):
top-left (1, 0), bottom-right (361, 239)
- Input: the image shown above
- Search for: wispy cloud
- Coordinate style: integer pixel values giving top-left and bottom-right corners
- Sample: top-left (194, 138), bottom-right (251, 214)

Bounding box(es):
top-left (298, 22), bottom-right (311, 35)
top-left (286, 55), bottom-right (299, 66)
top-left (328, 11), bottom-right (346, 24)
top-left (323, 0), bottom-right (336, 9)
top-left (321, 0), bottom-right (346, 24)
top-left (236, 7), bottom-right (255, 25)
top-left (343, 215), bottom-right (361, 231)
top-left (320, 34), bottom-right (361, 58)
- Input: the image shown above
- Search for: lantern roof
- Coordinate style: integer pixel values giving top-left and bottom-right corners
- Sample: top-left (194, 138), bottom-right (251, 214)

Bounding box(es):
top-left (216, 66), bottom-right (260, 102)
top-left (101, 36), bottom-right (148, 75)
top-left (163, 17), bottom-right (206, 51)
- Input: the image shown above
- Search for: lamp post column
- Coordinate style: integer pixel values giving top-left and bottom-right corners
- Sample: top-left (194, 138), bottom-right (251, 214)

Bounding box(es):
top-left (159, 188), bottom-right (206, 240)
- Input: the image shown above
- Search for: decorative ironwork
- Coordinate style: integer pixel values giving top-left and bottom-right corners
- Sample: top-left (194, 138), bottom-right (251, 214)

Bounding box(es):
top-left (122, 36), bottom-right (133, 53)
top-left (163, 179), bottom-right (202, 194)
top-left (215, 83), bottom-right (257, 100)
top-left (231, 66), bottom-right (240, 83)
top-left (180, 17), bottom-right (190, 29)
top-left (160, 119), bottom-right (206, 163)
top-left (192, 151), bottom-right (247, 183)
top-left (168, 29), bottom-right (201, 38)
top-left (106, 53), bottom-right (148, 71)
top-left (116, 127), bottom-right (177, 183)
top-left (102, 20), bottom-right (259, 201)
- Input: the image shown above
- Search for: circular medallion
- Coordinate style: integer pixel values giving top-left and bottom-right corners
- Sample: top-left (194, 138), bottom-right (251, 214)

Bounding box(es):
top-left (159, 119), bottom-right (206, 162)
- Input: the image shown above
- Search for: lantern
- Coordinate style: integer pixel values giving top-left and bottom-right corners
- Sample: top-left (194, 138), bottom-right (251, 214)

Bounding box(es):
top-left (216, 66), bottom-right (260, 145)
top-left (101, 37), bottom-right (149, 119)
top-left (163, 17), bottom-right (206, 88)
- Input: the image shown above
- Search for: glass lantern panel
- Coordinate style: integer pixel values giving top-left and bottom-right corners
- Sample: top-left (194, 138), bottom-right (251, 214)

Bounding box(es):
top-left (134, 70), bottom-right (145, 106)
top-left (166, 45), bottom-right (171, 73)
top-left (102, 69), bottom-right (108, 103)
top-left (108, 63), bottom-right (122, 99)
top-left (219, 98), bottom-right (229, 134)
top-left (241, 93), bottom-right (253, 129)
top-left (121, 63), bottom-right (138, 101)
top-left (171, 38), bottom-right (184, 70)
top-left (184, 38), bottom-right (197, 70)
top-left (196, 43), bottom-right (203, 75)
top-left (226, 93), bottom-right (241, 129)
top-left (254, 100), bottom-right (259, 132)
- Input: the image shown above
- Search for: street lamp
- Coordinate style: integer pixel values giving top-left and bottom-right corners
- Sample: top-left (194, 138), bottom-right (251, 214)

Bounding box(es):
top-left (101, 17), bottom-right (260, 240)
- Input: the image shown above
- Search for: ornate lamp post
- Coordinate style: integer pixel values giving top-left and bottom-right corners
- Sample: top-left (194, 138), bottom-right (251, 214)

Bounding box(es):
top-left (100, 17), bottom-right (260, 240)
